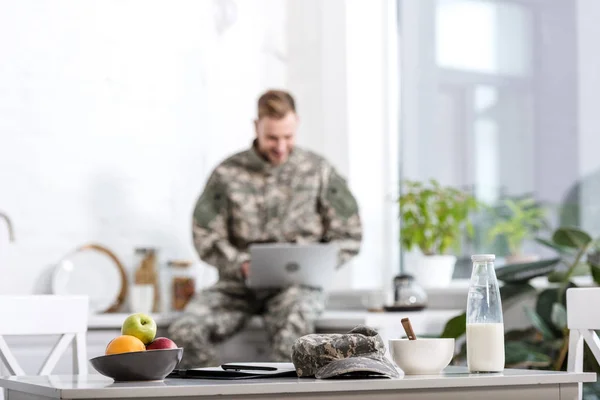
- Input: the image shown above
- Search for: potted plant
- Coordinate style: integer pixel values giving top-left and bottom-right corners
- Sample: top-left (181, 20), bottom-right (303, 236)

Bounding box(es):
top-left (399, 179), bottom-right (478, 287)
top-left (487, 196), bottom-right (549, 264)
top-left (440, 226), bottom-right (600, 397)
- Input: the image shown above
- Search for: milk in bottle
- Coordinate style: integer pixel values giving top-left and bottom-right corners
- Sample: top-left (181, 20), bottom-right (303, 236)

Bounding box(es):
top-left (466, 254), bottom-right (505, 372)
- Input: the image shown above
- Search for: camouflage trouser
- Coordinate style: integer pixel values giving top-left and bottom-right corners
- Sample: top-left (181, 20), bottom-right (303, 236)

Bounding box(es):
top-left (168, 281), bottom-right (325, 368)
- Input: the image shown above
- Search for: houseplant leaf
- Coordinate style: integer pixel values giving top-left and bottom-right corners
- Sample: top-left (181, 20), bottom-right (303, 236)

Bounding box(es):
top-left (552, 227), bottom-right (592, 249)
top-left (440, 312), bottom-right (466, 339)
top-left (591, 265), bottom-right (600, 287)
top-left (588, 251), bottom-right (600, 286)
top-left (495, 257), bottom-right (560, 283)
top-left (505, 341), bottom-right (553, 368)
top-left (487, 197), bottom-right (548, 256)
top-left (551, 303), bottom-right (568, 331)
top-left (524, 306), bottom-right (556, 340)
top-left (535, 287), bottom-right (574, 337)
top-left (399, 179), bottom-right (478, 256)
top-left (547, 262), bottom-right (589, 283)
top-left (500, 283), bottom-right (536, 309)
top-left (535, 237), bottom-right (575, 255)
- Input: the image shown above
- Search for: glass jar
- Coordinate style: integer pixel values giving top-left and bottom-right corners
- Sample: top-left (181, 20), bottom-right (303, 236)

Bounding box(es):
top-left (466, 254), bottom-right (505, 373)
top-left (132, 247), bottom-right (159, 313)
top-left (168, 260), bottom-right (196, 311)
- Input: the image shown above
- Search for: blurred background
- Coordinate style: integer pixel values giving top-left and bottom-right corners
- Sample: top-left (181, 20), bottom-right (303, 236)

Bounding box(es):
top-left (0, 0), bottom-right (598, 299)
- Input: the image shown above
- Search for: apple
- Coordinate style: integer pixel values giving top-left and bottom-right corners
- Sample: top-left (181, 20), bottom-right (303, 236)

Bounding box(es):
top-left (146, 337), bottom-right (178, 350)
top-left (121, 313), bottom-right (157, 345)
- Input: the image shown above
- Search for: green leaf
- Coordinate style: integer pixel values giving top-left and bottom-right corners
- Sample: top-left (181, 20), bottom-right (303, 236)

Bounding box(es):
top-left (440, 312), bottom-right (466, 339)
top-left (589, 251), bottom-right (600, 268)
top-left (504, 327), bottom-right (539, 342)
top-left (487, 196), bottom-right (548, 255)
top-left (583, 380), bottom-right (600, 398)
top-left (504, 341), bottom-right (553, 368)
top-left (592, 265), bottom-right (600, 287)
top-left (552, 227), bottom-right (592, 249)
top-left (535, 237), bottom-right (575, 255)
top-left (500, 283), bottom-right (536, 309)
top-left (551, 303), bottom-right (568, 330)
top-left (524, 306), bottom-right (556, 339)
top-left (495, 257), bottom-right (560, 283)
top-left (588, 252), bottom-right (600, 286)
top-left (536, 288), bottom-right (567, 336)
top-left (547, 262), bottom-right (590, 282)
top-left (399, 179), bottom-right (478, 255)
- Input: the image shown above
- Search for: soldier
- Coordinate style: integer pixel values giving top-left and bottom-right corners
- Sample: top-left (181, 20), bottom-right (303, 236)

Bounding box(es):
top-left (168, 89), bottom-right (362, 368)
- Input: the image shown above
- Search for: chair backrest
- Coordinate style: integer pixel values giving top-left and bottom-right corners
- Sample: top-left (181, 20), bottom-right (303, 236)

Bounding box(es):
top-left (566, 288), bottom-right (600, 400)
top-left (567, 287), bottom-right (600, 330)
top-left (0, 295), bottom-right (89, 376)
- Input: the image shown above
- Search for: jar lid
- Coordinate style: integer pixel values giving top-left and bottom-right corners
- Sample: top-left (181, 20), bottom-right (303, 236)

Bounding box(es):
top-left (135, 247), bottom-right (157, 255)
top-left (471, 254), bottom-right (495, 262)
top-left (393, 274), bottom-right (415, 283)
top-left (168, 259), bottom-right (193, 268)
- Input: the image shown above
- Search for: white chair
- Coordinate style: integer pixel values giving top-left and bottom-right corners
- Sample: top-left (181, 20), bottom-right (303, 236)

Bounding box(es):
top-left (0, 295), bottom-right (89, 377)
top-left (567, 287), bottom-right (600, 400)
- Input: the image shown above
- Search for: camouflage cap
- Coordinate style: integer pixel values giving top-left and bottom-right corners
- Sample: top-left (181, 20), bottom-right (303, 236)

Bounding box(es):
top-left (291, 325), bottom-right (400, 379)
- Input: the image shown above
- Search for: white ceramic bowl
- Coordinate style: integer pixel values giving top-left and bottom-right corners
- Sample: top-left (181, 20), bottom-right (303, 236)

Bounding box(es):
top-left (388, 338), bottom-right (455, 375)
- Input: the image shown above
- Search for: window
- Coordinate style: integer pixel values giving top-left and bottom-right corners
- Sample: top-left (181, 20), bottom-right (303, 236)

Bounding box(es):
top-left (399, 0), bottom-right (590, 277)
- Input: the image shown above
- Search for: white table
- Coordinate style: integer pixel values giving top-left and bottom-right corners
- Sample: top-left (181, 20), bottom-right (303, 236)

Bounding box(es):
top-left (0, 367), bottom-right (595, 400)
top-left (0, 309), bottom-right (462, 379)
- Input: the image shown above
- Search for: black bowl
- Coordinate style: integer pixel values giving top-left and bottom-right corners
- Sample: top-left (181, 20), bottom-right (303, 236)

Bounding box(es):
top-left (90, 348), bottom-right (183, 381)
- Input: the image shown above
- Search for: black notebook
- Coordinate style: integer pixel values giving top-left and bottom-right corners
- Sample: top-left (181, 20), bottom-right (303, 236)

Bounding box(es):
top-left (168, 362), bottom-right (298, 380)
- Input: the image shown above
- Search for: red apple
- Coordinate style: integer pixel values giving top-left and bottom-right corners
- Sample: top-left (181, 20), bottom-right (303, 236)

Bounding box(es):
top-left (146, 337), bottom-right (178, 350)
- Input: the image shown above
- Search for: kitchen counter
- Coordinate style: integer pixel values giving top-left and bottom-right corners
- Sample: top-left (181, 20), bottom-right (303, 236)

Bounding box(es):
top-left (0, 309), bottom-right (462, 378)
top-left (87, 309), bottom-right (462, 334)
top-left (0, 367), bottom-right (594, 399)
top-left (88, 313), bottom-right (181, 329)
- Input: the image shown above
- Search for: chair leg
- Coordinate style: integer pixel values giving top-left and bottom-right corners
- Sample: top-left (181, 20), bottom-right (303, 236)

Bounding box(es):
top-left (0, 336), bottom-right (25, 376)
top-left (567, 329), bottom-right (584, 400)
top-left (581, 329), bottom-right (600, 365)
top-left (73, 332), bottom-right (88, 375)
top-left (38, 334), bottom-right (74, 375)
top-left (568, 329), bottom-right (584, 372)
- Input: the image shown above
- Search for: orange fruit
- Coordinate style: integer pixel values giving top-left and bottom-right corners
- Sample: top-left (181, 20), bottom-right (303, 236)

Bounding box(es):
top-left (105, 335), bottom-right (146, 355)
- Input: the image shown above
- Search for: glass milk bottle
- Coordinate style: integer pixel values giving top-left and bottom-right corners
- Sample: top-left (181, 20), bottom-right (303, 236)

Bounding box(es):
top-left (466, 254), bottom-right (505, 372)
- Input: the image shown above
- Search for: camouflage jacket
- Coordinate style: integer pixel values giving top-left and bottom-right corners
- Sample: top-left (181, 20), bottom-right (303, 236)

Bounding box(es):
top-left (192, 144), bottom-right (363, 282)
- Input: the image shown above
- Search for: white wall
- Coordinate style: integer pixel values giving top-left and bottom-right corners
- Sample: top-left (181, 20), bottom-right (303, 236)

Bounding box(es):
top-left (346, 0), bottom-right (399, 289)
top-left (577, 0), bottom-right (600, 178)
top-left (0, 0), bottom-right (398, 297)
top-left (576, 0), bottom-right (600, 235)
top-left (0, 0), bottom-right (286, 295)
top-left (287, 0), bottom-right (399, 290)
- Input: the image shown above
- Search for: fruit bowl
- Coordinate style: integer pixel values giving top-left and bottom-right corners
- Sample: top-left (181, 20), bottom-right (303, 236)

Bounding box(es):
top-left (90, 348), bottom-right (183, 381)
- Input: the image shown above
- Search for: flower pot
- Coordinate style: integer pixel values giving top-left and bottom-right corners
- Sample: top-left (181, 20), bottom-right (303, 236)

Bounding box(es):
top-left (409, 255), bottom-right (457, 288)
top-left (505, 254), bottom-right (541, 265)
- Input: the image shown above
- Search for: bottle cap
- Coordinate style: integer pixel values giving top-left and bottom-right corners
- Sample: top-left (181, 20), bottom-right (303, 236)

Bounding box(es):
top-left (471, 254), bottom-right (495, 262)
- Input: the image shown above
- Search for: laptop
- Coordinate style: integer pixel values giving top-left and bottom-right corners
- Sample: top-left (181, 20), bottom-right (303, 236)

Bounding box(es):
top-left (246, 243), bottom-right (338, 290)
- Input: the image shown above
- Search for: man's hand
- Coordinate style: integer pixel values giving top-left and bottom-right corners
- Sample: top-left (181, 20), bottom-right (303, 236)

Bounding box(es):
top-left (241, 261), bottom-right (250, 279)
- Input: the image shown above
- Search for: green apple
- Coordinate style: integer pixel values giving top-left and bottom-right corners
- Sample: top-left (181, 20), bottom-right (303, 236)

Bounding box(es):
top-left (121, 313), bottom-right (157, 345)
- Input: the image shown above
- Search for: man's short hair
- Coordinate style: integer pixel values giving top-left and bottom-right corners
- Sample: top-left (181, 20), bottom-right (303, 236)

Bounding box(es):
top-left (257, 90), bottom-right (296, 119)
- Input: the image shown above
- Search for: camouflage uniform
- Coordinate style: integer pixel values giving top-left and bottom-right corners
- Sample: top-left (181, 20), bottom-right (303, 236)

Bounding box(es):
top-left (169, 143), bottom-right (362, 368)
